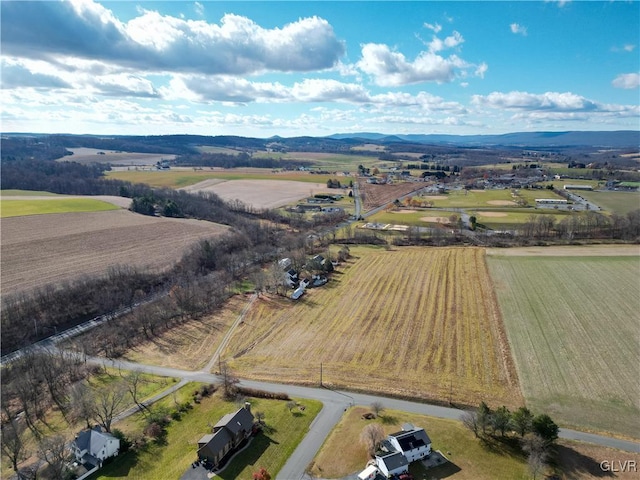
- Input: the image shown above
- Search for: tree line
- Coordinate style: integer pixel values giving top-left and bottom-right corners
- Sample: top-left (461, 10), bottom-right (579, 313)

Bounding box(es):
top-left (174, 151), bottom-right (311, 170)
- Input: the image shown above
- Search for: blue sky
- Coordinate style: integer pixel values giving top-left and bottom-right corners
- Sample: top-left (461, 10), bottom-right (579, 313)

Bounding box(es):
top-left (1, 1), bottom-right (638, 137)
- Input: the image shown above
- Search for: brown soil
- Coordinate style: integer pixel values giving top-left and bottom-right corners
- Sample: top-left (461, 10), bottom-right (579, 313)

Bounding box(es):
top-left (181, 179), bottom-right (333, 209)
top-left (1, 210), bottom-right (228, 297)
top-left (358, 179), bottom-right (426, 210)
top-left (420, 216), bottom-right (450, 223)
top-left (487, 200), bottom-right (516, 206)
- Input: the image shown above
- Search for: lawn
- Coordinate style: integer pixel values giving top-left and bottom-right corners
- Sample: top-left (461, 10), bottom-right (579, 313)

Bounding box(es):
top-left (486, 252), bottom-right (640, 438)
top-left (93, 385), bottom-right (322, 480)
top-left (0, 189), bottom-right (60, 196)
top-left (367, 209), bottom-right (460, 226)
top-left (0, 198), bottom-right (120, 218)
top-left (309, 406), bottom-right (529, 480)
top-left (577, 190), bottom-right (640, 215)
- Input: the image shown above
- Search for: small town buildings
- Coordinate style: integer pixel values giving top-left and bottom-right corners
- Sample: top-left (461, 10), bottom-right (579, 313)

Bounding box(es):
top-left (197, 403), bottom-right (254, 469)
top-left (71, 426), bottom-right (120, 469)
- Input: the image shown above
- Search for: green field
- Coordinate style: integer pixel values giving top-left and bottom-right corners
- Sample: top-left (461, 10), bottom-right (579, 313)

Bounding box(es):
top-left (0, 198), bottom-right (120, 218)
top-left (0, 189), bottom-right (60, 196)
top-left (577, 190), bottom-right (640, 215)
top-left (487, 253), bottom-right (640, 438)
top-left (94, 385), bottom-right (321, 480)
top-left (367, 209), bottom-right (460, 227)
top-left (423, 188), bottom-right (566, 209)
top-left (106, 169), bottom-right (352, 188)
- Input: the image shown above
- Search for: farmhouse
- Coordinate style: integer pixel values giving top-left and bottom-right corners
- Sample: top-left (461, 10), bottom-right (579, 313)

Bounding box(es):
top-left (71, 426), bottom-right (120, 469)
top-left (197, 403), bottom-right (254, 469)
top-left (387, 424), bottom-right (432, 462)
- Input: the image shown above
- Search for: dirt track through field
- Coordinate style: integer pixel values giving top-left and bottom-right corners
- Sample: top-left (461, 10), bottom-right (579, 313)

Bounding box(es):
top-left (1, 210), bottom-right (228, 297)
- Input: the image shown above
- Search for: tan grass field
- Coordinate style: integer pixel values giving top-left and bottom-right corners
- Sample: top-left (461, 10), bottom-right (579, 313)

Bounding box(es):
top-left (223, 246), bottom-right (522, 407)
top-left (310, 406), bottom-right (529, 479)
top-left (180, 179), bottom-right (334, 209)
top-left (487, 244), bottom-right (640, 257)
top-left (1, 210), bottom-right (228, 297)
top-left (119, 295), bottom-right (249, 370)
top-left (310, 406), bottom-right (640, 480)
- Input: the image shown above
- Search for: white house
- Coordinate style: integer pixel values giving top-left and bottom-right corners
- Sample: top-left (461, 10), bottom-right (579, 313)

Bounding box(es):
top-left (387, 423), bottom-right (432, 462)
top-left (71, 426), bottom-right (120, 468)
top-left (375, 451), bottom-right (408, 477)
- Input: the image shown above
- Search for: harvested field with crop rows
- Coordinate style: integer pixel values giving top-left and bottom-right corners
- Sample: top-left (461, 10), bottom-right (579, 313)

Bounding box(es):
top-left (487, 248), bottom-right (640, 438)
top-left (1, 209), bottom-right (228, 297)
top-left (224, 246), bottom-right (522, 408)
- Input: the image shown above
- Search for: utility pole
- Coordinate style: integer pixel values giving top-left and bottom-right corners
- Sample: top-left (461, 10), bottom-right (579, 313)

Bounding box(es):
top-left (320, 362), bottom-right (323, 387)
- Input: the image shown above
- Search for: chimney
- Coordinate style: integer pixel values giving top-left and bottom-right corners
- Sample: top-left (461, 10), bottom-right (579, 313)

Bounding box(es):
top-left (244, 402), bottom-right (251, 413)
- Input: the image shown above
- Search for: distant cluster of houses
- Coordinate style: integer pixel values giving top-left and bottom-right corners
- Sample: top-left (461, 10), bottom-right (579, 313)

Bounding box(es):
top-left (359, 423), bottom-right (432, 480)
top-left (279, 255), bottom-right (331, 300)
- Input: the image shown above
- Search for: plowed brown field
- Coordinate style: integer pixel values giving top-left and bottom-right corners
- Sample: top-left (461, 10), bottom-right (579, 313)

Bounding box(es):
top-left (358, 179), bottom-right (426, 210)
top-left (224, 246), bottom-right (522, 407)
top-left (1, 210), bottom-right (228, 297)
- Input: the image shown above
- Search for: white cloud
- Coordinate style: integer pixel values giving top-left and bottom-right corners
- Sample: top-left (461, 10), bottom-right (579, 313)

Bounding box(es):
top-left (357, 43), bottom-right (471, 86)
top-left (472, 91), bottom-right (599, 111)
top-left (1, 1), bottom-right (346, 75)
top-left (612, 73), bottom-right (640, 89)
top-left (424, 22), bottom-right (442, 33)
top-left (510, 23), bottom-right (527, 36)
top-left (194, 2), bottom-right (204, 17)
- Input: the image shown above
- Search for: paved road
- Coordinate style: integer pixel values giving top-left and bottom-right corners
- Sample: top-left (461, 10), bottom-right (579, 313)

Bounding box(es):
top-left (83, 355), bottom-right (640, 480)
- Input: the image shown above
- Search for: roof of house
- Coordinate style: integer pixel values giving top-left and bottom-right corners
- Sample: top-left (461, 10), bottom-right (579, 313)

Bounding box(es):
top-left (389, 427), bottom-right (431, 452)
top-left (376, 451), bottom-right (408, 470)
top-left (213, 407), bottom-right (254, 436)
top-left (197, 428), bottom-right (233, 459)
top-left (73, 426), bottom-right (117, 457)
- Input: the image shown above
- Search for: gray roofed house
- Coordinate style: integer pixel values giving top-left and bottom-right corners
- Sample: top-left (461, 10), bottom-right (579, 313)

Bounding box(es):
top-left (71, 426), bottom-right (120, 469)
top-left (375, 451), bottom-right (409, 477)
top-left (387, 425), bottom-right (432, 463)
top-left (197, 403), bottom-right (254, 469)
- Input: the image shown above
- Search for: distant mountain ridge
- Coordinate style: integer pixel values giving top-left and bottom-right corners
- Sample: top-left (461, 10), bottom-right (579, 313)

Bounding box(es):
top-left (328, 131), bottom-right (640, 148)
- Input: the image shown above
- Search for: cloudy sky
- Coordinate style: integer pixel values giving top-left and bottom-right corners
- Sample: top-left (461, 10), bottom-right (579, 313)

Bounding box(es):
top-left (1, 0), bottom-right (639, 137)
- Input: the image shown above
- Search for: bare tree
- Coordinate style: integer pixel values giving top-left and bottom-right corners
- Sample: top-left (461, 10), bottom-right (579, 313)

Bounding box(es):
top-left (255, 411), bottom-right (265, 425)
top-left (92, 382), bottom-right (127, 433)
top-left (1, 417), bottom-right (28, 475)
top-left (122, 371), bottom-right (151, 416)
top-left (461, 410), bottom-right (479, 438)
top-left (286, 401), bottom-right (297, 413)
top-left (38, 434), bottom-right (68, 480)
top-left (370, 401), bottom-right (384, 418)
top-left (68, 382), bottom-right (95, 429)
top-left (521, 433), bottom-right (549, 480)
top-left (360, 424), bottom-right (385, 458)
top-left (219, 362), bottom-right (239, 400)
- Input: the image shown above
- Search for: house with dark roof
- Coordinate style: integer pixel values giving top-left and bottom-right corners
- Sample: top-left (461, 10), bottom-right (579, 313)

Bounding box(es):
top-left (71, 426), bottom-right (120, 469)
top-left (387, 423), bottom-right (431, 462)
top-left (375, 451), bottom-right (409, 477)
top-left (197, 403), bottom-right (254, 469)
